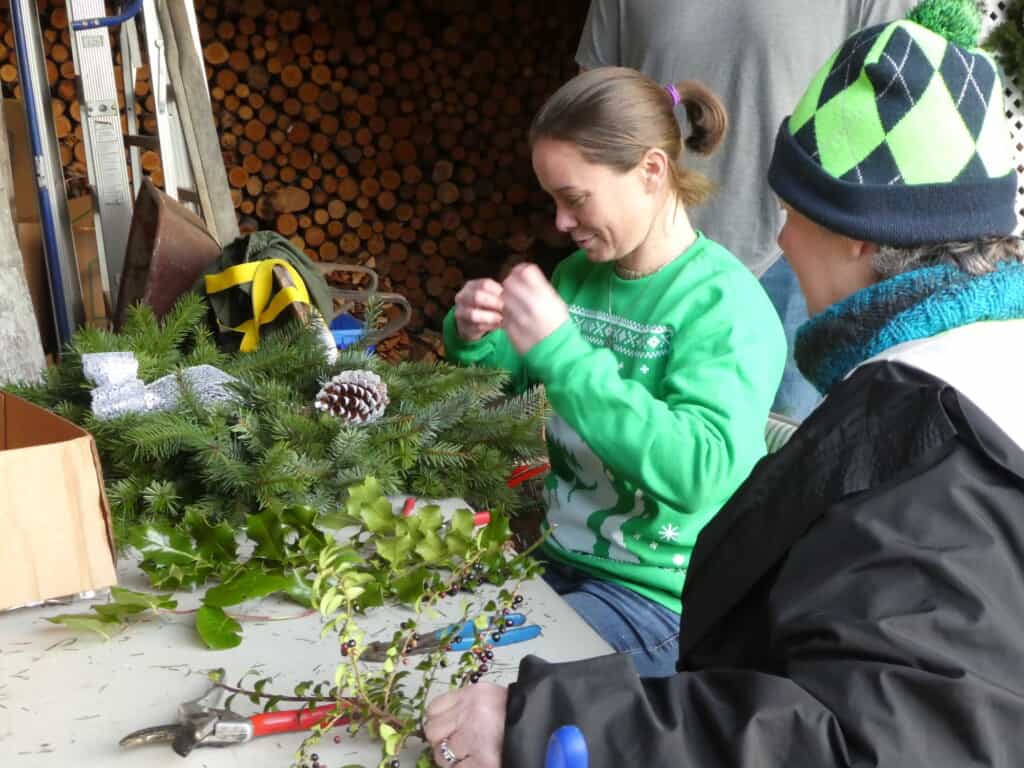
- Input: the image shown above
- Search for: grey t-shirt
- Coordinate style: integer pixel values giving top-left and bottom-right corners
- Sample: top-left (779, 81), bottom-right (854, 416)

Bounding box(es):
top-left (576, 0), bottom-right (915, 276)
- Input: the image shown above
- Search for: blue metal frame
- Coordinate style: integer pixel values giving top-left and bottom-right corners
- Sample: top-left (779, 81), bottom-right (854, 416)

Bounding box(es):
top-left (9, 0), bottom-right (73, 344)
top-left (71, 0), bottom-right (143, 31)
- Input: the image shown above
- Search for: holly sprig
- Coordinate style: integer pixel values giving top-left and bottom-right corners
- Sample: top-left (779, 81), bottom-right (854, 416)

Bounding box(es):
top-left (48, 477), bottom-right (538, 654)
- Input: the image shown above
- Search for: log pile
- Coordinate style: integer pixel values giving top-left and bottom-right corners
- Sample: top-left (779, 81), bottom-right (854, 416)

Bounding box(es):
top-left (0, 0), bottom-right (586, 345)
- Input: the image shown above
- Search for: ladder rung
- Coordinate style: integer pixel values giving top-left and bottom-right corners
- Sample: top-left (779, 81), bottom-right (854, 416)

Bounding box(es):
top-left (124, 134), bottom-right (160, 150)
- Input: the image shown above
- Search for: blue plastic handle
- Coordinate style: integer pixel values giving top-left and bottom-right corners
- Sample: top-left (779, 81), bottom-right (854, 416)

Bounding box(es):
top-left (72, 0), bottom-right (143, 30)
top-left (545, 725), bottom-right (588, 768)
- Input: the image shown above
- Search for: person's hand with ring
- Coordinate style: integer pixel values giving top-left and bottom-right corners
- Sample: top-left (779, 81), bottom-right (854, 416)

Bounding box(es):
top-left (424, 683), bottom-right (507, 767)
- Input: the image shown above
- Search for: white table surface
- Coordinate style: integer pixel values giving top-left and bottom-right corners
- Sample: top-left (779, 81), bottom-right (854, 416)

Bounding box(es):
top-left (0, 502), bottom-right (611, 768)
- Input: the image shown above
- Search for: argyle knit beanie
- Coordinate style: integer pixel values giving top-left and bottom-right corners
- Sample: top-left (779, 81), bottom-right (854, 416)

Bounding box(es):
top-left (767, 0), bottom-right (1017, 247)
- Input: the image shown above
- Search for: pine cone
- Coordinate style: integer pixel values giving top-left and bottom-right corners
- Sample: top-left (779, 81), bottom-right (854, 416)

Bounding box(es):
top-left (315, 370), bottom-right (389, 424)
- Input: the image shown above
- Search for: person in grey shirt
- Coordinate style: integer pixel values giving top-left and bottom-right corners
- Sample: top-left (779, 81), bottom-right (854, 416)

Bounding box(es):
top-left (576, 0), bottom-right (915, 419)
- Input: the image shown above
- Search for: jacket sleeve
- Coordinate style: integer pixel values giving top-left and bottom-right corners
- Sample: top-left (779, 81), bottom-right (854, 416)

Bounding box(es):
top-left (504, 441), bottom-right (1024, 767)
top-left (523, 270), bottom-right (784, 511)
top-left (575, 0), bottom-right (620, 69)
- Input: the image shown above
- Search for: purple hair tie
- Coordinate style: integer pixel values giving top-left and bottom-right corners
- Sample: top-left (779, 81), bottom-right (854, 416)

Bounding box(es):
top-left (664, 83), bottom-right (681, 107)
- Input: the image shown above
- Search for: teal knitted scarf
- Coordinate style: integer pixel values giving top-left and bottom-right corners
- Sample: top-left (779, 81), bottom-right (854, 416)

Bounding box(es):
top-left (795, 263), bottom-right (1024, 395)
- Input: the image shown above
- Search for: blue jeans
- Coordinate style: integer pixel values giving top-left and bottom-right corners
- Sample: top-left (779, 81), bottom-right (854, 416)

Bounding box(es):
top-left (541, 560), bottom-right (680, 677)
top-left (759, 258), bottom-right (821, 421)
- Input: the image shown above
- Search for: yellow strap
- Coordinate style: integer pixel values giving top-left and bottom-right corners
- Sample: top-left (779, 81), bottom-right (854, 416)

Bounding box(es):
top-left (204, 259), bottom-right (311, 352)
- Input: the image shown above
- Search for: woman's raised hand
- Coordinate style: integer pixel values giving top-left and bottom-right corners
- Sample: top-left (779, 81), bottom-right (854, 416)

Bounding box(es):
top-left (454, 278), bottom-right (505, 342)
top-left (501, 263), bottom-right (569, 355)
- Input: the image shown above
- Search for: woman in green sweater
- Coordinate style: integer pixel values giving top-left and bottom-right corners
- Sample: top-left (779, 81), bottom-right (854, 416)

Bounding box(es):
top-left (444, 67), bottom-right (785, 676)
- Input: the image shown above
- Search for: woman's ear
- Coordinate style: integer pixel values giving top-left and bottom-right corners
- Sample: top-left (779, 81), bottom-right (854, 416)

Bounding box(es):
top-left (639, 148), bottom-right (669, 193)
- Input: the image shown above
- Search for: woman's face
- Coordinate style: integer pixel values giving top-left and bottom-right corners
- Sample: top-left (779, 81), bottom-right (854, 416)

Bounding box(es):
top-left (531, 138), bottom-right (657, 264)
top-left (777, 202), bottom-right (879, 315)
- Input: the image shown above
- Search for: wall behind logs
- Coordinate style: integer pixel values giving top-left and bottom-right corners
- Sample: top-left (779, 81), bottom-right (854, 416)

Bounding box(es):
top-left (0, 0), bottom-right (588, 334)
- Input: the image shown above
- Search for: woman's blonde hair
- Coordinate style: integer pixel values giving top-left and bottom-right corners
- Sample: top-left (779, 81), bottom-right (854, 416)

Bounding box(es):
top-left (529, 67), bottom-right (728, 207)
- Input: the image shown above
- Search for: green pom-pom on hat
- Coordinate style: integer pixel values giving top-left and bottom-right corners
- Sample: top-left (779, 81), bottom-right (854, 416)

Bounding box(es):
top-left (907, 0), bottom-right (982, 48)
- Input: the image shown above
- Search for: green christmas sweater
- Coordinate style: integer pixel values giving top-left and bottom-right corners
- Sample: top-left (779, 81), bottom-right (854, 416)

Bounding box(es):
top-left (443, 234), bottom-right (786, 612)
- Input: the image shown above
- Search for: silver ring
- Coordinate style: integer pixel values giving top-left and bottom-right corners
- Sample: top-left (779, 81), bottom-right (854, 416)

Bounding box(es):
top-left (440, 739), bottom-right (460, 764)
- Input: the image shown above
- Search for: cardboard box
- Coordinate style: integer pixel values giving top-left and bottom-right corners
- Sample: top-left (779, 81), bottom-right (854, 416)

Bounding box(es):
top-left (0, 393), bottom-right (117, 610)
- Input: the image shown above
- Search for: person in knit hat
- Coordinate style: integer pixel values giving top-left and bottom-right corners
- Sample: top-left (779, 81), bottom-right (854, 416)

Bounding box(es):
top-left (421, 3), bottom-right (1024, 766)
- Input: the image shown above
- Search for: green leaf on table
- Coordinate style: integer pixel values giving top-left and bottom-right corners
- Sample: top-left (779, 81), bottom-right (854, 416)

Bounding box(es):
top-left (47, 614), bottom-right (119, 640)
top-left (204, 568), bottom-right (296, 608)
top-left (413, 531), bottom-right (443, 562)
top-left (108, 586), bottom-right (177, 611)
top-left (444, 532), bottom-right (472, 559)
top-left (379, 723), bottom-right (400, 756)
top-left (183, 508), bottom-right (237, 563)
top-left (281, 571), bottom-right (314, 606)
top-left (392, 567), bottom-right (428, 604)
top-left (375, 532), bottom-right (413, 564)
top-left (347, 476), bottom-right (384, 510)
top-left (246, 508), bottom-right (287, 562)
top-left (416, 504), bottom-right (443, 531)
top-left (282, 504), bottom-right (319, 531)
top-left (450, 508), bottom-right (475, 538)
top-left (128, 522), bottom-right (199, 566)
top-left (354, 581), bottom-right (384, 610)
top-left (479, 512), bottom-right (511, 549)
top-left (195, 605), bottom-right (243, 649)
top-left (359, 497), bottom-right (396, 534)
top-left (317, 509), bottom-right (360, 530)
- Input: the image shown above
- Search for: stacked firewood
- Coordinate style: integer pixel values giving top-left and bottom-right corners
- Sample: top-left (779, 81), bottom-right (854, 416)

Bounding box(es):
top-left (0, 0), bottom-right (585, 337)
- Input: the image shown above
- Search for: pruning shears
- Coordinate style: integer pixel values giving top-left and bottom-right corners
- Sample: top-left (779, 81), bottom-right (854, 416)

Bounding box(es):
top-left (118, 681), bottom-right (349, 756)
top-left (360, 612), bottom-right (542, 662)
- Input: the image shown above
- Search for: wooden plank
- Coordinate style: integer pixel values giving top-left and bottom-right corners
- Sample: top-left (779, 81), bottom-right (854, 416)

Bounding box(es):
top-left (158, 0), bottom-right (239, 246)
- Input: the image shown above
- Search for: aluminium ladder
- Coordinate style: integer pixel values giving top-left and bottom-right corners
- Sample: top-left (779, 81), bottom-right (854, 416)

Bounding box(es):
top-left (8, 0), bottom-right (237, 348)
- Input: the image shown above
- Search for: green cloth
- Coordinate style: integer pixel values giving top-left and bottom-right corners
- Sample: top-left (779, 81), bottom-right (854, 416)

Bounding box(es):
top-left (197, 231), bottom-right (334, 350)
top-left (444, 235), bottom-right (786, 612)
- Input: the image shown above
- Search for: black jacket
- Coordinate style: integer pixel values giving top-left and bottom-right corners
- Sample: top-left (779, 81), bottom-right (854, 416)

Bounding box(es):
top-left (505, 362), bottom-right (1024, 767)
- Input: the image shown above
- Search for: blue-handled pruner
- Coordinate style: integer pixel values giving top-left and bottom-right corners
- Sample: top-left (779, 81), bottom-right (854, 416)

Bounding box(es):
top-left (360, 612), bottom-right (542, 662)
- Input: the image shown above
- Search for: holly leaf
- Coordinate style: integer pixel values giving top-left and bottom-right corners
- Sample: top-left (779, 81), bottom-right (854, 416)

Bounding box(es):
top-left (204, 568), bottom-right (296, 608)
top-left (195, 605), bottom-right (243, 649)
top-left (375, 533), bottom-right (413, 564)
top-left (359, 497), bottom-right (396, 535)
top-left (106, 586), bottom-right (177, 611)
top-left (450, 508), bottom-right (475, 538)
top-left (281, 571), bottom-right (314, 606)
top-left (417, 504), bottom-right (443, 532)
top-left (479, 512), bottom-right (511, 549)
top-left (47, 614), bottom-right (119, 640)
top-left (354, 582), bottom-right (384, 610)
top-left (347, 476), bottom-right (384, 510)
top-left (183, 508), bottom-right (237, 563)
top-left (444, 532), bottom-right (473, 559)
top-left (317, 509), bottom-right (360, 530)
top-left (128, 523), bottom-right (199, 567)
top-left (392, 567), bottom-right (428, 604)
top-left (246, 508), bottom-right (287, 562)
top-left (282, 504), bottom-right (319, 531)
top-left (413, 532), bottom-right (444, 563)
